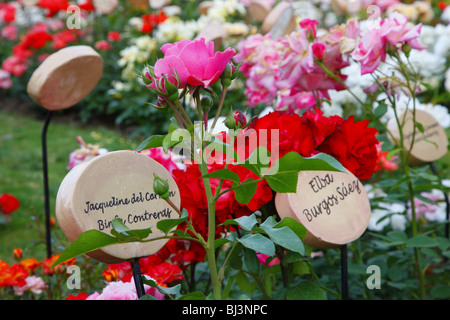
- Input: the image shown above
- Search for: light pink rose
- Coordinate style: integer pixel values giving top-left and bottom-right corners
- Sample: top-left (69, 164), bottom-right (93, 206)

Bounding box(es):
top-left (0, 69), bottom-right (12, 89)
top-left (380, 12), bottom-right (426, 50)
top-left (1, 24), bottom-right (17, 40)
top-left (152, 38), bottom-right (236, 89)
top-left (351, 28), bottom-right (386, 75)
top-left (352, 12), bottom-right (426, 75)
top-left (13, 276), bottom-right (47, 296)
top-left (1, 56), bottom-right (27, 77)
top-left (87, 279), bottom-right (165, 300)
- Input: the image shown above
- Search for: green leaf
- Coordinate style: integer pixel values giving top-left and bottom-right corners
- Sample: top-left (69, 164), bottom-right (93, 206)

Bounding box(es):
top-left (235, 272), bottom-right (255, 295)
top-left (238, 233), bottom-right (275, 256)
top-left (232, 178), bottom-right (258, 205)
top-left (110, 218), bottom-right (152, 241)
top-left (430, 284), bottom-right (450, 299)
top-left (265, 172), bottom-right (298, 193)
top-left (142, 277), bottom-right (182, 296)
top-left (156, 209), bottom-right (188, 234)
top-left (177, 291), bottom-right (206, 300)
top-left (201, 168), bottom-right (240, 183)
top-left (214, 238), bottom-right (232, 249)
top-left (275, 217), bottom-right (307, 240)
top-left (259, 225), bottom-right (305, 255)
top-left (267, 152), bottom-right (346, 176)
top-left (136, 135), bottom-right (165, 152)
top-left (53, 230), bottom-right (120, 267)
top-left (406, 235), bottom-right (437, 248)
top-left (286, 281), bottom-right (327, 300)
top-left (374, 101), bottom-right (388, 118)
top-left (237, 146), bottom-right (271, 176)
top-left (222, 214), bottom-right (258, 231)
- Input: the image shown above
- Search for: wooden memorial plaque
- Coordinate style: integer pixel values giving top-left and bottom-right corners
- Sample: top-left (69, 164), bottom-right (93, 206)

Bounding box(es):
top-left (55, 150), bottom-right (181, 264)
top-left (196, 22), bottom-right (226, 51)
top-left (199, 1), bottom-right (214, 15)
top-left (149, 0), bottom-right (171, 9)
top-left (275, 170), bottom-right (371, 248)
top-left (27, 45), bottom-right (103, 111)
top-left (260, 2), bottom-right (297, 38)
top-left (248, 0), bottom-right (271, 22)
top-left (387, 109), bottom-right (448, 166)
top-left (93, 0), bottom-right (119, 14)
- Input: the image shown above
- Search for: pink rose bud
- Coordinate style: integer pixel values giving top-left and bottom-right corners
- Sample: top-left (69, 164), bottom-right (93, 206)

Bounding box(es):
top-left (312, 42), bottom-right (326, 60)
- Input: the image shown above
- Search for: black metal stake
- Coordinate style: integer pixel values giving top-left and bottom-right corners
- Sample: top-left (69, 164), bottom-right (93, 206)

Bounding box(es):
top-left (130, 258), bottom-right (145, 299)
top-left (340, 244), bottom-right (348, 300)
top-left (42, 110), bottom-right (53, 259)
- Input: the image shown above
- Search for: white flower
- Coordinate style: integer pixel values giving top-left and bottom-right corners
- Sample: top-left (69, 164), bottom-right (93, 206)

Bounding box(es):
top-left (441, 5), bottom-right (450, 24)
top-left (390, 214), bottom-right (407, 231)
top-left (368, 209), bottom-right (391, 231)
top-left (445, 68), bottom-right (450, 93)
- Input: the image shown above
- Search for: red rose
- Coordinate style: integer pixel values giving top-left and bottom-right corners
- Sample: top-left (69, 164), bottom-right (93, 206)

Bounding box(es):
top-left (22, 30), bottom-right (53, 50)
top-left (0, 193), bottom-right (20, 214)
top-left (65, 292), bottom-right (90, 300)
top-left (245, 111), bottom-right (317, 160)
top-left (318, 116), bottom-right (378, 180)
top-left (301, 108), bottom-right (343, 145)
top-left (107, 31), bottom-right (121, 42)
top-left (37, 0), bottom-right (70, 18)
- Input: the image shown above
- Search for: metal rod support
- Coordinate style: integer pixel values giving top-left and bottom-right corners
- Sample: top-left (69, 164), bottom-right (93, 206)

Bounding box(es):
top-left (340, 244), bottom-right (348, 300)
top-left (130, 258), bottom-right (146, 299)
top-left (42, 110), bottom-right (53, 259)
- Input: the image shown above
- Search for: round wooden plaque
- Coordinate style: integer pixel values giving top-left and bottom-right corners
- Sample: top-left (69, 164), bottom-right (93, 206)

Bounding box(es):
top-left (93, 0), bottom-right (118, 14)
top-left (248, 0), bottom-right (271, 22)
top-left (149, 0), bottom-right (171, 9)
top-left (55, 150), bottom-right (181, 264)
top-left (275, 170), bottom-right (371, 248)
top-left (387, 109), bottom-right (448, 166)
top-left (27, 45), bottom-right (103, 111)
top-left (260, 2), bottom-right (297, 38)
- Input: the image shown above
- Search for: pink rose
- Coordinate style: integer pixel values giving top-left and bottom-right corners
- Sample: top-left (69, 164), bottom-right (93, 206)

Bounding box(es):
top-left (380, 12), bottom-right (426, 50)
top-left (299, 19), bottom-right (320, 40)
top-left (257, 254), bottom-right (280, 267)
top-left (1, 56), bottom-right (27, 77)
top-left (0, 69), bottom-right (12, 89)
top-left (87, 279), bottom-right (165, 300)
top-left (152, 38), bottom-right (236, 89)
top-left (95, 40), bottom-right (112, 51)
top-left (312, 42), bottom-right (326, 59)
top-left (351, 28), bottom-right (386, 75)
top-left (13, 276), bottom-right (47, 296)
top-left (1, 24), bottom-right (17, 40)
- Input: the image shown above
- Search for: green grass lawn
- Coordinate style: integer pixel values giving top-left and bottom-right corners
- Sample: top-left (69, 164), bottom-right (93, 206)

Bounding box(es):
top-left (0, 109), bottom-right (138, 264)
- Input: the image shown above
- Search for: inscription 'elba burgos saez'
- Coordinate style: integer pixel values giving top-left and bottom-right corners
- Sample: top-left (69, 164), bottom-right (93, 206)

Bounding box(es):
top-left (84, 191), bottom-right (177, 215)
top-left (303, 174), bottom-right (362, 222)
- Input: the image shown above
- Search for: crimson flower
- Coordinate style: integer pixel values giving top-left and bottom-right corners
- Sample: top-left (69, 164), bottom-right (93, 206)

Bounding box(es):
top-left (0, 193), bottom-right (20, 214)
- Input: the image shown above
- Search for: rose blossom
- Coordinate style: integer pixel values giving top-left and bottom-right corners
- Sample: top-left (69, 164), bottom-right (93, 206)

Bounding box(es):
top-left (150, 38), bottom-right (236, 89)
top-left (318, 115), bottom-right (379, 180)
top-left (0, 69), bottom-right (13, 90)
top-left (1, 24), bottom-right (17, 41)
top-left (87, 279), bottom-right (164, 300)
top-left (13, 276), bottom-right (47, 296)
top-left (95, 40), bottom-right (112, 51)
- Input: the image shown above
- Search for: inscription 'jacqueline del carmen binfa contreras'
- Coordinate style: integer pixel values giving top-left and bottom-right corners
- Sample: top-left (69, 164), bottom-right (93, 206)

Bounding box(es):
top-left (83, 190), bottom-right (177, 231)
top-left (303, 173), bottom-right (362, 222)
